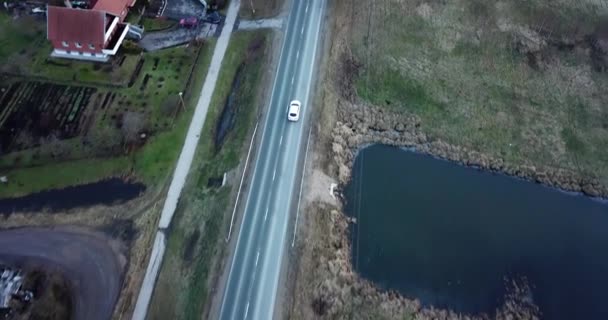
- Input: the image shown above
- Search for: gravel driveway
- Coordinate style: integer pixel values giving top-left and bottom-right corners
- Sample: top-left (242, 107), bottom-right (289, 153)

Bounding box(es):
top-left (139, 23), bottom-right (218, 51)
top-left (162, 0), bottom-right (205, 20)
top-left (0, 227), bottom-right (126, 320)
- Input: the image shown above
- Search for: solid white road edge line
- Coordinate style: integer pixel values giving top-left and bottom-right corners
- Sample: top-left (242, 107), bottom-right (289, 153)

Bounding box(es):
top-left (292, 127), bottom-right (312, 247)
top-left (227, 121), bottom-right (259, 241)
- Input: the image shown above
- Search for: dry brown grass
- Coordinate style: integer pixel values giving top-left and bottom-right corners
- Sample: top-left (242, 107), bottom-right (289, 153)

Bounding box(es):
top-left (346, 0), bottom-right (608, 186)
top-left (239, 0), bottom-right (284, 19)
top-left (288, 0), bottom-right (608, 319)
top-left (288, 202), bottom-right (332, 320)
top-left (12, 269), bottom-right (73, 320)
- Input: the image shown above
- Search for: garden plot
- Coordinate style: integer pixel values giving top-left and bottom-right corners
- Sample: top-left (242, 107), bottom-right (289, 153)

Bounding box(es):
top-left (0, 81), bottom-right (96, 152)
top-left (0, 41), bottom-right (215, 197)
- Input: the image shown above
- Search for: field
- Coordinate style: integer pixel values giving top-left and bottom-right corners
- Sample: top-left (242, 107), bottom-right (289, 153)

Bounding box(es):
top-left (288, 1), bottom-right (608, 319)
top-left (345, 0), bottom-right (608, 185)
top-left (147, 30), bottom-right (272, 320)
top-left (0, 10), bottom-right (216, 197)
top-left (0, 14), bottom-right (44, 64)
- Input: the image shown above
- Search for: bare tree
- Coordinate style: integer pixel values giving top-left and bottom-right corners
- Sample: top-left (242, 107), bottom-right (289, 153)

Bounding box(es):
top-left (14, 130), bottom-right (35, 149)
top-left (161, 95), bottom-right (179, 116)
top-left (86, 125), bottom-right (122, 155)
top-left (121, 111), bottom-right (146, 147)
top-left (43, 133), bottom-right (70, 159)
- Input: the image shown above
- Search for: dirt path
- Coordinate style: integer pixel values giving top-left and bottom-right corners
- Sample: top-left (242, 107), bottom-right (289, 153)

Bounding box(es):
top-left (236, 17), bottom-right (284, 30)
top-left (0, 227), bottom-right (126, 320)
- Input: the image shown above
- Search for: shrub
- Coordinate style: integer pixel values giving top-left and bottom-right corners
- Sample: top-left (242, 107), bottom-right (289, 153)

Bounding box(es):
top-left (122, 40), bottom-right (143, 55)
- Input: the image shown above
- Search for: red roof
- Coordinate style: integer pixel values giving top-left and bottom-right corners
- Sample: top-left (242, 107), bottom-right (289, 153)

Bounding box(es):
top-left (47, 6), bottom-right (105, 44)
top-left (92, 0), bottom-right (135, 18)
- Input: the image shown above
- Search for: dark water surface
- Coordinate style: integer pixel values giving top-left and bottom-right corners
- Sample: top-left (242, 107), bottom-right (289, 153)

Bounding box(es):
top-left (345, 144), bottom-right (608, 319)
top-left (0, 178), bottom-right (145, 214)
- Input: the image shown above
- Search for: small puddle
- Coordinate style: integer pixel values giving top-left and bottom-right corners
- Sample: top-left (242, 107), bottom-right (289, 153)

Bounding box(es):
top-left (214, 64), bottom-right (245, 150)
top-left (0, 178), bottom-right (145, 214)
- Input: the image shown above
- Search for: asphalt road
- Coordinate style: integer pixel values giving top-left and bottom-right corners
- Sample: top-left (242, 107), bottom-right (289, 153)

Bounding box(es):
top-left (219, 0), bottom-right (325, 319)
top-left (0, 227), bottom-right (125, 320)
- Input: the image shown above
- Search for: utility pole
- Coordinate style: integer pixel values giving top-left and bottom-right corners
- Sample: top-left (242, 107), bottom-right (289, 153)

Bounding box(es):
top-left (172, 92), bottom-right (185, 126)
top-left (178, 91), bottom-right (185, 110)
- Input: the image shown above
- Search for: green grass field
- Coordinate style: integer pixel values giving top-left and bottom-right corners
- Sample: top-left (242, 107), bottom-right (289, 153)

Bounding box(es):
top-left (0, 14), bottom-right (44, 63)
top-left (142, 18), bottom-right (176, 32)
top-left (147, 30), bottom-right (271, 320)
top-left (348, 0), bottom-right (608, 184)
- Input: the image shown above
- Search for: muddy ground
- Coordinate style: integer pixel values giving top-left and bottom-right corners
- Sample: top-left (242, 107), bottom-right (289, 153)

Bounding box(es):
top-left (288, 0), bottom-right (608, 319)
top-left (0, 227), bottom-right (126, 320)
top-left (4, 267), bottom-right (72, 320)
top-left (0, 7), bottom-right (214, 320)
top-left (0, 188), bottom-right (166, 320)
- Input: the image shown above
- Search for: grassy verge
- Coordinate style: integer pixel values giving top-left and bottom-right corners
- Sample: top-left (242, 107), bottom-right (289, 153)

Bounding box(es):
top-left (0, 41), bottom-right (216, 198)
top-left (239, 0), bottom-right (283, 19)
top-left (147, 30), bottom-right (271, 320)
top-left (349, 0), bottom-right (608, 183)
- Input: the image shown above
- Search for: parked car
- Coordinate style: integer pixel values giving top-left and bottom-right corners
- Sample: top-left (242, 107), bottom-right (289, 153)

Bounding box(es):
top-left (204, 11), bottom-right (222, 24)
top-left (287, 100), bottom-right (301, 122)
top-left (179, 17), bottom-right (198, 28)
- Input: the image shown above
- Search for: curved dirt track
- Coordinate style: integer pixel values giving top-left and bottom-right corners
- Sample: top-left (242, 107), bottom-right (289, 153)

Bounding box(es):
top-left (0, 227), bottom-right (126, 320)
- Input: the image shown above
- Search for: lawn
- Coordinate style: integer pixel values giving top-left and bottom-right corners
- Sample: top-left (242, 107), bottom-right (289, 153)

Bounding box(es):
top-left (0, 39), bottom-right (216, 197)
top-left (132, 41), bottom-right (217, 185)
top-left (349, 0), bottom-right (608, 184)
top-left (27, 48), bottom-right (142, 86)
top-left (1, 12), bottom-right (141, 86)
top-left (147, 29), bottom-right (271, 320)
top-left (142, 17), bottom-right (176, 32)
top-left (0, 13), bottom-right (45, 63)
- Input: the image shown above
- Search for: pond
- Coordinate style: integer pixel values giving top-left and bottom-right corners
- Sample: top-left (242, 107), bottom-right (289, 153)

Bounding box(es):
top-left (344, 144), bottom-right (608, 319)
top-left (0, 178), bottom-right (145, 214)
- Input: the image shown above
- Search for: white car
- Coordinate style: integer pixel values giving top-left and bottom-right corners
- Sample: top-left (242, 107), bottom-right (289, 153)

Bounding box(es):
top-left (287, 100), bottom-right (301, 122)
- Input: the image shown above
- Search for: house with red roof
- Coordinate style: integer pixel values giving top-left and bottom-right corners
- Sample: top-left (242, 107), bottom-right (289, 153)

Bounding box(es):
top-left (46, 0), bottom-right (137, 62)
